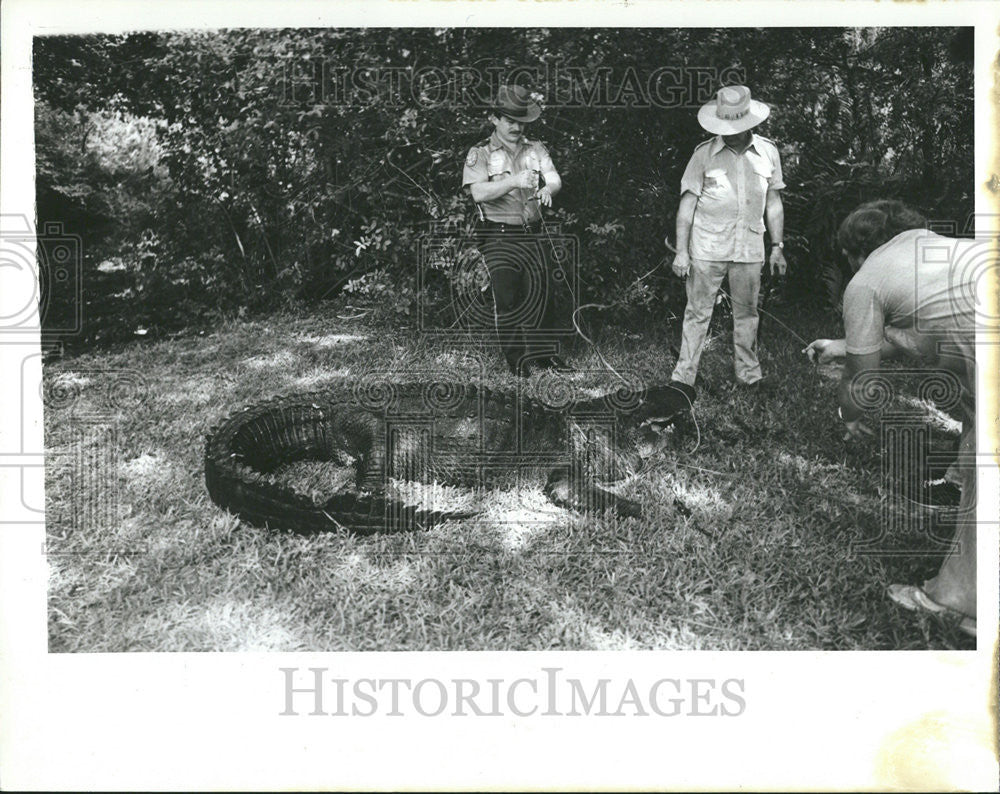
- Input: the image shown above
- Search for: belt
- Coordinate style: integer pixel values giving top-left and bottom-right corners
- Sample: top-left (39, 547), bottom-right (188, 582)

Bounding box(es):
top-left (478, 219), bottom-right (541, 233)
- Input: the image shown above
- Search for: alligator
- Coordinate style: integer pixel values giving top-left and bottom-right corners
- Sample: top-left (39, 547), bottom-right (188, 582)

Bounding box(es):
top-left (204, 378), bottom-right (696, 534)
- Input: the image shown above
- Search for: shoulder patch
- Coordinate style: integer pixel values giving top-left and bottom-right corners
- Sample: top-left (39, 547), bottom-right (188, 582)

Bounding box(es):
top-left (466, 148), bottom-right (479, 167)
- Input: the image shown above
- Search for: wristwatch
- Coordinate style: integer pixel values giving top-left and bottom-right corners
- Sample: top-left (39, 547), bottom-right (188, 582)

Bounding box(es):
top-left (773, 241), bottom-right (784, 249)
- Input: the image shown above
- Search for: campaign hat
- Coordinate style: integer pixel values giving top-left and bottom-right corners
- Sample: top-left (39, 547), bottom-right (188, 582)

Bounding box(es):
top-left (493, 85), bottom-right (542, 123)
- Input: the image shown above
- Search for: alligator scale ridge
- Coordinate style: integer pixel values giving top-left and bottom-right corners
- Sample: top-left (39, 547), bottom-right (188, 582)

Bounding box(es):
top-left (204, 378), bottom-right (696, 534)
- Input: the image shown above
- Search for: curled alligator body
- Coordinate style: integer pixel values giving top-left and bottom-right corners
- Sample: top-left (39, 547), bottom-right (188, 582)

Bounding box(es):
top-left (204, 378), bottom-right (695, 534)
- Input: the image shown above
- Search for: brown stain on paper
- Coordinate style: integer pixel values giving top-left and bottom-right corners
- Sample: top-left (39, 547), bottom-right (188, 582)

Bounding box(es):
top-left (874, 706), bottom-right (997, 790)
top-left (873, 639), bottom-right (998, 790)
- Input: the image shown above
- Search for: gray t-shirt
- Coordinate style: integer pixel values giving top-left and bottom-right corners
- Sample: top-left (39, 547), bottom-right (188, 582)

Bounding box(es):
top-left (843, 229), bottom-right (976, 366)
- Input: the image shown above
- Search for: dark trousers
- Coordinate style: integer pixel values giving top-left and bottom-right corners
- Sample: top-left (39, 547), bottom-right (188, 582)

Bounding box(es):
top-left (478, 224), bottom-right (567, 371)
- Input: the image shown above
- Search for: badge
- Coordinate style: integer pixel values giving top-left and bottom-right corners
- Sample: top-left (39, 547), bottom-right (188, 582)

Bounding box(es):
top-left (466, 149), bottom-right (478, 167)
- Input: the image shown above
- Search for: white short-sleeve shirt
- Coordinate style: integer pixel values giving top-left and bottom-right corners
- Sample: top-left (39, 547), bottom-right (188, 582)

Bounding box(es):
top-left (680, 134), bottom-right (785, 263)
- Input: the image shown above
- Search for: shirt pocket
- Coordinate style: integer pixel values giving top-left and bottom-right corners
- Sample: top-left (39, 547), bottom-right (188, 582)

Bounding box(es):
top-left (487, 150), bottom-right (509, 179)
top-left (751, 157), bottom-right (774, 189)
top-left (703, 167), bottom-right (731, 195)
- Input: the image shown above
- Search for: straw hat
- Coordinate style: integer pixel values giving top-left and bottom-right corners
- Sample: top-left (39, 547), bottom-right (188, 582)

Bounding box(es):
top-left (697, 85), bottom-right (770, 135)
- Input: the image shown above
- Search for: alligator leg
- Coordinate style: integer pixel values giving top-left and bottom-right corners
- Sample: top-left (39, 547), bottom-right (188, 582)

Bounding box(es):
top-left (543, 466), bottom-right (642, 518)
top-left (348, 433), bottom-right (478, 533)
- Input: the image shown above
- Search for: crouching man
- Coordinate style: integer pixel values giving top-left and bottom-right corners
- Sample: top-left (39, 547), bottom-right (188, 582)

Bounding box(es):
top-left (804, 200), bottom-right (977, 637)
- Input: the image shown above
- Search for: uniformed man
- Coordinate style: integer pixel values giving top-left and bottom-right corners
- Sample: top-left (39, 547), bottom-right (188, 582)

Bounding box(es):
top-left (668, 85), bottom-right (788, 388)
top-left (462, 85), bottom-right (568, 376)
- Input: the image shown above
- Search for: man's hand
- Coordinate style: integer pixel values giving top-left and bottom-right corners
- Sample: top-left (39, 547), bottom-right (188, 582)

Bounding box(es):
top-left (513, 169), bottom-right (539, 190)
top-left (842, 417), bottom-right (875, 442)
top-left (672, 250), bottom-right (691, 278)
top-left (802, 338), bottom-right (846, 364)
top-left (536, 186), bottom-right (553, 207)
top-left (769, 245), bottom-right (787, 277)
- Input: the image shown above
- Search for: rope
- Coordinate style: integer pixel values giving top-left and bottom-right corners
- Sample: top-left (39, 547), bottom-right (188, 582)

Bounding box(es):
top-left (717, 284), bottom-right (811, 347)
top-left (536, 202), bottom-right (669, 385)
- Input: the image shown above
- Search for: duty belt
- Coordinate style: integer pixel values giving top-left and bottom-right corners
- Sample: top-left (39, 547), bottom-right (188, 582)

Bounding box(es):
top-left (478, 219), bottom-right (542, 234)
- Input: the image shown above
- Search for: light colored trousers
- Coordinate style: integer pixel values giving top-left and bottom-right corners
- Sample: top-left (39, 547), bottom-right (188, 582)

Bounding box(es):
top-left (671, 258), bottom-right (763, 386)
top-left (923, 348), bottom-right (977, 618)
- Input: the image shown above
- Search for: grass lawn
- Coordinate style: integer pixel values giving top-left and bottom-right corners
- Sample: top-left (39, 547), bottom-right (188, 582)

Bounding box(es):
top-left (44, 304), bottom-right (975, 651)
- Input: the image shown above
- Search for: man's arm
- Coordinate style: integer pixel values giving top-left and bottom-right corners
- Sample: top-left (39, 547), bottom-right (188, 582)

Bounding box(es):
top-left (535, 168), bottom-right (561, 207)
top-left (765, 188), bottom-right (786, 276)
top-left (803, 335), bottom-right (905, 363)
top-left (837, 350), bottom-right (882, 439)
top-left (675, 191), bottom-right (697, 255)
top-left (670, 146), bottom-right (703, 273)
top-left (469, 171), bottom-right (534, 203)
top-left (534, 142), bottom-right (561, 206)
top-left (670, 191), bottom-right (698, 276)
top-left (540, 168), bottom-right (561, 198)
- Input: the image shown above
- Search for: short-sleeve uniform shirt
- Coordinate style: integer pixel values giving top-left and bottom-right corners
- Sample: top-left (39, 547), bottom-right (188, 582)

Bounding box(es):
top-left (680, 134), bottom-right (785, 262)
top-left (843, 229), bottom-right (976, 364)
top-left (462, 131), bottom-right (555, 225)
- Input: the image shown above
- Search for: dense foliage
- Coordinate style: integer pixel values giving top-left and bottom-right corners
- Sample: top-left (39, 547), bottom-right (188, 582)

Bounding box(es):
top-left (34, 28), bottom-right (974, 346)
